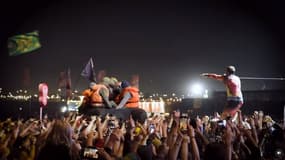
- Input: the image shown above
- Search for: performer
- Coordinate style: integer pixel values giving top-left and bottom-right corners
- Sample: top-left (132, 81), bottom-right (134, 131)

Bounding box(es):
top-left (201, 66), bottom-right (243, 118)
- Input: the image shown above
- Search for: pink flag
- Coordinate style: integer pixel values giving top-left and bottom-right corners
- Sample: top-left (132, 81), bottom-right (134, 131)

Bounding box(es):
top-left (39, 83), bottom-right (48, 107)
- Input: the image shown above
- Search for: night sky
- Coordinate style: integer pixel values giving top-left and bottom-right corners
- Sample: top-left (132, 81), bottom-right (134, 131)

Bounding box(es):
top-left (0, 0), bottom-right (285, 95)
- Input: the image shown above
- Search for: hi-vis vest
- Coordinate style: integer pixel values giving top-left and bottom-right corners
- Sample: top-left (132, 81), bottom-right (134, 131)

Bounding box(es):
top-left (83, 84), bottom-right (109, 105)
top-left (118, 86), bottom-right (139, 108)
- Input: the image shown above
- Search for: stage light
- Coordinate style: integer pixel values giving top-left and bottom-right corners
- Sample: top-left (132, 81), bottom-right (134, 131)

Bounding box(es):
top-left (190, 83), bottom-right (203, 97)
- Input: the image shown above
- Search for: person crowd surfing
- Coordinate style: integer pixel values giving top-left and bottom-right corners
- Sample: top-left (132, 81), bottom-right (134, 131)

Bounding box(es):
top-left (79, 77), bottom-right (146, 123)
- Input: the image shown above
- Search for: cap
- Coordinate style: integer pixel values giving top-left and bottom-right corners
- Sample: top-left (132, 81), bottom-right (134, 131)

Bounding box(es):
top-left (226, 66), bottom-right (236, 74)
top-left (121, 80), bottom-right (130, 88)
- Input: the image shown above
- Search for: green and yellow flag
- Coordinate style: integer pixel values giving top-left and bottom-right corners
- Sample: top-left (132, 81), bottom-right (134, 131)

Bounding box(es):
top-left (8, 31), bottom-right (41, 56)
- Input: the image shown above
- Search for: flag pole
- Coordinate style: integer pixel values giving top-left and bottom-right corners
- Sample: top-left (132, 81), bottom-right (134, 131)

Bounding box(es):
top-left (40, 107), bottom-right (43, 122)
top-left (90, 57), bottom-right (96, 83)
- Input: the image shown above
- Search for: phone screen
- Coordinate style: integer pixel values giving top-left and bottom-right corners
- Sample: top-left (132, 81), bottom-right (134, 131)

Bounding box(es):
top-left (217, 120), bottom-right (226, 128)
top-left (180, 118), bottom-right (188, 131)
top-left (83, 147), bottom-right (98, 159)
top-left (149, 124), bottom-right (155, 133)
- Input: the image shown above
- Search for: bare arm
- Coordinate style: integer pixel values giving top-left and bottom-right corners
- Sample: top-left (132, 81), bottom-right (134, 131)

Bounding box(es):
top-left (162, 120), bottom-right (168, 138)
top-left (249, 118), bottom-right (259, 145)
top-left (180, 135), bottom-right (190, 160)
top-left (167, 121), bottom-right (179, 148)
top-left (188, 125), bottom-right (200, 160)
top-left (195, 128), bottom-right (209, 146)
top-left (72, 115), bottom-right (82, 130)
top-left (201, 73), bottom-right (224, 81)
top-left (168, 132), bottom-right (183, 160)
top-left (100, 88), bottom-right (116, 108)
top-left (116, 92), bottom-right (131, 109)
top-left (224, 125), bottom-right (233, 160)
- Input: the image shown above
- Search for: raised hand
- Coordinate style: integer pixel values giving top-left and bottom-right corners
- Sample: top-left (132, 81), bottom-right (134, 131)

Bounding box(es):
top-left (224, 123), bottom-right (233, 146)
top-left (200, 73), bottom-right (209, 77)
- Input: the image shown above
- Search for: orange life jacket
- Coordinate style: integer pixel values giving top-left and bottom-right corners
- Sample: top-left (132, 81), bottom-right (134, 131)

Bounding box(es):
top-left (83, 84), bottom-right (109, 106)
top-left (82, 89), bottom-right (92, 104)
top-left (118, 86), bottom-right (139, 108)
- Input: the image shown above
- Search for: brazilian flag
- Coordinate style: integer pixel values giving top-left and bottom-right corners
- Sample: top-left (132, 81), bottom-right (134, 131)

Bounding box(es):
top-left (8, 31), bottom-right (41, 56)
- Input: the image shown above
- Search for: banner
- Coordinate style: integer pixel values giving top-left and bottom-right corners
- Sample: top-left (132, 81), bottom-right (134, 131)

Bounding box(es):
top-left (8, 31), bottom-right (41, 56)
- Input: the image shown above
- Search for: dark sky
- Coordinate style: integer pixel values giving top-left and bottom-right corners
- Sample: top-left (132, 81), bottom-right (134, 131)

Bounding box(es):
top-left (0, 0), bottom-right (285, 94)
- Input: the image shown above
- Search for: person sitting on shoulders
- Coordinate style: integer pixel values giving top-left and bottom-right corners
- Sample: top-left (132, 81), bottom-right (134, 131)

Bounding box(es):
top-left (82, 81), bottom-right (117, 109)
top-left (116, 80), bottom-right (139, 109)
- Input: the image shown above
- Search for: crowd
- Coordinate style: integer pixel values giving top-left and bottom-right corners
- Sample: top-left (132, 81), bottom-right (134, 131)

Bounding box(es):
top-left (0, 109), bottom-right (284, 160)
top-left (0, 68), bottom-right (284, 160)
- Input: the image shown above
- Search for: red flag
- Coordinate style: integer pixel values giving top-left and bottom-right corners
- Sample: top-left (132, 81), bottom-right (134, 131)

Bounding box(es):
top-left (58, 71), bottom-right (66, 88)
top-left (66, 68), bottom-right (72, 100)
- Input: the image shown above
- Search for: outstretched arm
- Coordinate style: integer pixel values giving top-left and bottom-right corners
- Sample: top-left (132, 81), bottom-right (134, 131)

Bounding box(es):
top-left (201, 73), bottom-right (224, 81)
top-left (116, 92), bottom-right (131, 109)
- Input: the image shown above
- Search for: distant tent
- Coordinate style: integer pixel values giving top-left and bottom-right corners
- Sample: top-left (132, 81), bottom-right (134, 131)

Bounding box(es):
top-left (8, 31), bottom-right (41, 56)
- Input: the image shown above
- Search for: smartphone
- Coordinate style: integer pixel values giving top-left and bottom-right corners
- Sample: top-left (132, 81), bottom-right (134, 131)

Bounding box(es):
top-left (243, 122), bottom-right (251, 130)
top-left (149, 124), bottom-right (155, 134)
top-left (217, 120), bottom-right (226, 128)
top-left (180, 118), bottom-right (188, 131)
top-left (82, 147), bottom-right (98, 159)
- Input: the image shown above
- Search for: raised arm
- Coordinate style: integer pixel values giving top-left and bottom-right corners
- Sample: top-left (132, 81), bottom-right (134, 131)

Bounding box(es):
top-left (188, 125), bottom-right (200, 160)
top-left (201, 73), bottom-right (224, 81)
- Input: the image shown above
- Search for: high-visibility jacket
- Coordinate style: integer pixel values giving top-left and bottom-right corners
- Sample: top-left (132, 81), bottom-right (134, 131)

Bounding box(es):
top-left (82, 84), bottom-right (109, 106)
top-left (118, 86), bottom-right (139, 108)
